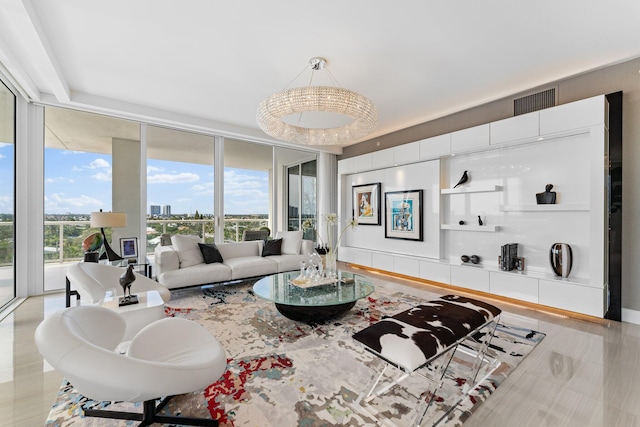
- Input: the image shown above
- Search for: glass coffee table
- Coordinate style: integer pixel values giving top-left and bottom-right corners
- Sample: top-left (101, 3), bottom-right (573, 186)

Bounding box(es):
top-left (253, 270), bottom-right (375, 322)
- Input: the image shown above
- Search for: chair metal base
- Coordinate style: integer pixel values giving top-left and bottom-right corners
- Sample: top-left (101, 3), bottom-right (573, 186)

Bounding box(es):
top-left (83, 395), bottom-right (218, 427)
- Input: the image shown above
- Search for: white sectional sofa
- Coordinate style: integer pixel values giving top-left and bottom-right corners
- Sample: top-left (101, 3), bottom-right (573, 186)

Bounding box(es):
top-left (154, 231), bottom-right (315, 289)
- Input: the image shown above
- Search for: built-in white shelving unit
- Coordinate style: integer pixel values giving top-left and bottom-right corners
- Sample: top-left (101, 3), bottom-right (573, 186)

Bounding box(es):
top-left (338, 94), bottom-right (609, 318)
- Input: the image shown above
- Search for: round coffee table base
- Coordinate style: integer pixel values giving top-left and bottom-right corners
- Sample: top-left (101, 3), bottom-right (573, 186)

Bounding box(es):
top-left (275, 301), bottom-right (357, 322)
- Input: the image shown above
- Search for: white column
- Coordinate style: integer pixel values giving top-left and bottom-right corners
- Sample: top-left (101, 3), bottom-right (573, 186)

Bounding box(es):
top-left (318, 151), bottom-right (337, 243)
top-left (112, 138), bottom-right (141, 252)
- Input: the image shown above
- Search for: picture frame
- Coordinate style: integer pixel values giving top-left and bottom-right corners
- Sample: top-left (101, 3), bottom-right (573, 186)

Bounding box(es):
top-left (385, 190), bottom-right (423, 241)
top-left (352, 182), bottom-right (381, 225)
top-left (120, 237), bottom-right (138, 259)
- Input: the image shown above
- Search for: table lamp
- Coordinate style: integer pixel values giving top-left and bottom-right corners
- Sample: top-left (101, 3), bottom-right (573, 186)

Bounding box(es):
top-left (91, 210), bottom-right (127, 261)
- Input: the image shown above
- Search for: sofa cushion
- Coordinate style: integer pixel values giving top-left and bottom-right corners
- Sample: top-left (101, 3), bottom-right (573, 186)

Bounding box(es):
top-left (224, 256), bottom-right (278, 280)
top-left (198, 243), bottom-right (224, 264)
top-left (270, 253), bottom-right (310, 273)
top-left (158, 262), bottom-right (232, 289)
top-left (217, 241), bottom-right (261, 260)
top-left (171, 235), bottom-right (204, 268)
top-left (276, 230), bottom-right (303, 255)
top-left (262, 238), bottom-right (283, 257)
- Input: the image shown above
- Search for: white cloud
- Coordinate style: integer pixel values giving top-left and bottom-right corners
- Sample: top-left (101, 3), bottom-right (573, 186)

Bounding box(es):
top-left (0, 154), bottom-right (6, 160)
top-left (147, 165), bottom-right (164, 173)
top-left (0, 195), bottom-right (13, 210)
top-left (45, 193), bottom-right (104, 213)
top-left (148, 172), bottom-right (199, 184)
top-left (88, 158), bottom-right (110, 169)
top-left (91, 171), bottom-right (112, 182)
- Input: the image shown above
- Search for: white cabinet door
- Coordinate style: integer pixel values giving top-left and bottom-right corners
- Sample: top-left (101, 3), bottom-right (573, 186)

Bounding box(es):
top-left (352, 249), bottom-right (372, 268)
top-left (393, 256), bottom-right (420, 277)
top-left (372, 253), bottom-right (394, 272)
top-left (419, 134), bottom-right (451, 159)
top-left (490, 111), bottom-right (539, 146)
top-left (419, 260), bottom-right (451, 284)
top-left (337, 158), bottom-right (354, 175)
top-left (372, 148), bottom-right (394, 169)
top-left (393, 141), bottom-right (420, 166)
top-left (451, 124), bottom-right (490, 153)
top-left (450, 266), bottom-right (490, 293)
top-left (539, 95), bottom-right (605, 135)
top-left (538, 279), bottom-right (605, 317)
top-left (490, 272), bottom-right (538, 303)
top-left (352, 154), bottom-right (372, 173)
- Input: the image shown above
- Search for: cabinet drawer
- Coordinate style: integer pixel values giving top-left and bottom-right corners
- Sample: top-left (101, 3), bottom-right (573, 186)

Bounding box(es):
top-left (490, 272), bottom-right (538, 303)
top-left (450, 266), bottom-right (490, 293)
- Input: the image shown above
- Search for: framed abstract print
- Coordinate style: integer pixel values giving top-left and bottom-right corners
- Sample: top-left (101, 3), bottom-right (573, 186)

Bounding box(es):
top-left (385, 190), bottom-right (423, 241)
top-left (352, 183), bottom-right (381, 225)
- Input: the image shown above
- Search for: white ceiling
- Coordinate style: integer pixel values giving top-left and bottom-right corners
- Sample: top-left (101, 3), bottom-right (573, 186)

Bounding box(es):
top-left (1, 0), bottom-right (640, 153)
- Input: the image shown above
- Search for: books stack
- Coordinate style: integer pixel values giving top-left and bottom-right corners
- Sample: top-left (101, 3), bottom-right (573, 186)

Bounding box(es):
top-left (500, 243), bottom-right (518, 271)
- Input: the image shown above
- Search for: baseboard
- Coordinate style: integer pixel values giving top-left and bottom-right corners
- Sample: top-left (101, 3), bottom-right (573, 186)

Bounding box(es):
top-left (621, 308), bottom-right (640, 325)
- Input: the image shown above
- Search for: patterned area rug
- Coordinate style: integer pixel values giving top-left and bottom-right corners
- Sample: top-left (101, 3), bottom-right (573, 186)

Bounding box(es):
top-left (46, 278), bottom-right (545, 426)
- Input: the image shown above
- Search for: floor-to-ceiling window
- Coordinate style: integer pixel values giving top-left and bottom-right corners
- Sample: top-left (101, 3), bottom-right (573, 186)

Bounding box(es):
top-left (224, 140), bottom-right (272, 241)
top-left (287, 159), bottom-right (317, 240)
top-left (0, 81), bottom-right (15, 307)
top-left (146, 126), bottom-right (215, 249)
top-left (43, 107), bottom-right (139, 291)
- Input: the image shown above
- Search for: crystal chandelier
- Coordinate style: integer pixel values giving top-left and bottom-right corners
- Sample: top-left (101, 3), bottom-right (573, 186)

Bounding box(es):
top-left (257, 57), bottom-right (377, 145)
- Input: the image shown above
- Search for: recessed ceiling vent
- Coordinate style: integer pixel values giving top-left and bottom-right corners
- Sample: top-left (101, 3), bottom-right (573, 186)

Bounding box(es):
top-left (514, 88), bottom-right (556, 116)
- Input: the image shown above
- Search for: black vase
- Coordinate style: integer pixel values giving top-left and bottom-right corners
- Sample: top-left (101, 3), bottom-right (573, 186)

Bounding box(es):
top-left (550, 243), bottom-right (572, 278)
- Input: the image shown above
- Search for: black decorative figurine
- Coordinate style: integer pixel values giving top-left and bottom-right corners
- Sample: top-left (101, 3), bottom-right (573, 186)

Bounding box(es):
top-left (536, 184), bottom-right (557, 204)
top-left (470, 255), bottom-right (480, 264)
top-left (118, 264), bottom-right (138, 306)
top-left (459, 220), bottom-right (465, 225)
top-left (477, 215), bottom-right (483, 226)
top-left (453, 170), bottom-right (469, 188)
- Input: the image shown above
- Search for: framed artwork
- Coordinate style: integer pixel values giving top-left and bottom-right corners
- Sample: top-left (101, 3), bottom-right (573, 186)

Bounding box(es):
top-left (385, 190), bottom-right (423, 241)
top-left (120, 237), bottom-right (138, 259)
top-left (352, 183), bottom-right (381, 225)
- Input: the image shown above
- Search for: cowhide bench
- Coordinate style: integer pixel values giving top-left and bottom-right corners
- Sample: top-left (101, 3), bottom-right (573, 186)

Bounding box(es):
top-left (352, 294), bottom-right (502, 425)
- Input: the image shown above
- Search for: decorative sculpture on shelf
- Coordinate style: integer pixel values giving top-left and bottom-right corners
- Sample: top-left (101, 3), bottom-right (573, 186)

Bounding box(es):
top-left (118, 264), bottom-right (138, 306)
top-left (460, 255), bottom-right (480, 264)
top-left (453, 170), bottom-right (469, 188)
top-left (477, 215), bottom-right (483, 226)
top-left (536, 184), bottom-right (557, 204)
top-left (550, 243), bottom-right (572, 278)
top-left (458, 220), bottom-right (465, 225)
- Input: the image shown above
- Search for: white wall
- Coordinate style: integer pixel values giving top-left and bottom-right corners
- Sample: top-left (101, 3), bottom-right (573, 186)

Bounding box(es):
top-left (342, 161), bottom-right (440, 259)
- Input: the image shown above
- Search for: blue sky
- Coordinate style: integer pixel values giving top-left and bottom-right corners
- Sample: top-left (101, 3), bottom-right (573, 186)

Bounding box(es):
top-left (42, 148), bottom-right (269, 215)
top-left (0, 143), bottom-right (13, 214)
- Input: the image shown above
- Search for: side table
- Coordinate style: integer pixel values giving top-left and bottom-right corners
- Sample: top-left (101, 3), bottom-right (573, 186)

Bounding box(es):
top-left (101, 290), bottom-right (166, 340)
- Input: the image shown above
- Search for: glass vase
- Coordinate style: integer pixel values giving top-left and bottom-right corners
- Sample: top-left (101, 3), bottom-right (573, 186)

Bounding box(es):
top-left (325, 250), bottom-right (337, 278)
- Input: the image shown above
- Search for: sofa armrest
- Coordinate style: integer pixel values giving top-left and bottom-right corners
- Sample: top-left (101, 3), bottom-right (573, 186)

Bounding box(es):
top-left (301, 239), bottom-right (315, 255)
top-left (154, 244), bottom-right (180, 277)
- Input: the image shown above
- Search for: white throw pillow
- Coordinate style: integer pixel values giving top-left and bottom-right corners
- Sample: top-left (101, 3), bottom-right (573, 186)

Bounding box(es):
top-left (171, 234), bottom-right (204, 268)
top-left (276, 230), bottom-right (303, 255)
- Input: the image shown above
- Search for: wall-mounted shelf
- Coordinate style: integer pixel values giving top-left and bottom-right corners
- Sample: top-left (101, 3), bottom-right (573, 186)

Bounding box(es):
top-left (441, 224), bottom-right (499, 232)
top-left (441, 185), bottom-right (502, 194)
top-left (499, 204), bottom-right (590, 212)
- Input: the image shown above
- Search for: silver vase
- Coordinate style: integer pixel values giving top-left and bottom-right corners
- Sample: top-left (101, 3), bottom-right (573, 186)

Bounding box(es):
top-left (550, 243), bottom-right (573, 278)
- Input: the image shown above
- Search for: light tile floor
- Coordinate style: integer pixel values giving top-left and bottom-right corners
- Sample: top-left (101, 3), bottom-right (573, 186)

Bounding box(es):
top-left (1, 266), bottom-right (638, 426)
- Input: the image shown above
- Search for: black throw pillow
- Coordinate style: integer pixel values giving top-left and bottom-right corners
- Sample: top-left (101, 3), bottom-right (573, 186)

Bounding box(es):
top-left (198, 243), bottom-right (224, 264)
top-left (262, 238), bottom-right (282, 257)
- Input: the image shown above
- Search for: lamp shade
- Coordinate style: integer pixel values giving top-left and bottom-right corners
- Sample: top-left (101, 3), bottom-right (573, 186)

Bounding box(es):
top-left (91, 212), bottom-right (127, 228)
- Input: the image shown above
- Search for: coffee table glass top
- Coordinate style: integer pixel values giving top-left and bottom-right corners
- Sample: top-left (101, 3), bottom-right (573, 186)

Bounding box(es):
top-left (253, 270), bottom-right (374, 307)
